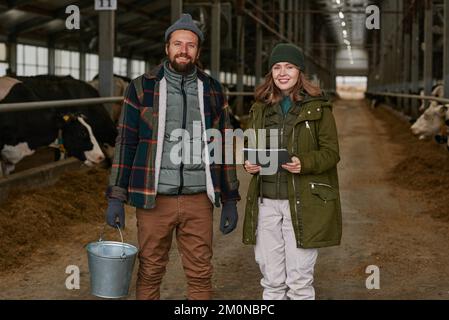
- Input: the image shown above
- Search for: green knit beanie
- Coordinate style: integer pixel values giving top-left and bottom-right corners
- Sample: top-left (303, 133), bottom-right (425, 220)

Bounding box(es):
top-left (268, 43), bottom-right (305, 71)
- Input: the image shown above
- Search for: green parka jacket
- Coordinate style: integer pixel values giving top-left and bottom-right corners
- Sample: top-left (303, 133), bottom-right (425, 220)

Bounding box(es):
top-left (243, 95), bottom-right (342, 249)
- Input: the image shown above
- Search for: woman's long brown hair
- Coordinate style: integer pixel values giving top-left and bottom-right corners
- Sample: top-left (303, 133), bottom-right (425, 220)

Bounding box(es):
top-left (254, 70), bottom-right (322, 105)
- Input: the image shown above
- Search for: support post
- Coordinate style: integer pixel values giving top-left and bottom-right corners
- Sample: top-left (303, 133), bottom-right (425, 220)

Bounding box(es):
top-left (410, 7), bottom-right (420, 117)
top-left (48, 38), bottom-right (55, 76)
top-left (304, 1), bottom-right (311, 55)
top-left (171, 0), bottom-right (183, 23)
top-left (255, 0), bottom-right (263, 84)
top-left (403, 21), bottom-right (411, 113)
top-left (423, 0), bottom-right (433, 97)
top-left (98, 10), bottom-right (115, 117)
top-left (444, 0), bottom-right (449, 96)
top-left (6, 35), bottom-right (17, 75)
top-left (211, 0), bottom-right (221, 80)
top-left (236, 15), bottom-right (245, 116)
top-left (279, 0), bottom-right (285, 38)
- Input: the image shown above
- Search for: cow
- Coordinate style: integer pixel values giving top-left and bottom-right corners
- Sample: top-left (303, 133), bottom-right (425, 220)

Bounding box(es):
top-left (413, 84), bottom-right (449, 151)
top-left (88, 74), bottom-right (130, 125)
top-left (0, 75), bottom-right (117, 176)
top-left (435, 107), bottom-right (449, 151)
top-left (410, 101), bottom-right (448, 141)
top-left (446, 107), bottom-right (449, 126)
top-left (418, 89), bottom-right (425, 112)
top-left (16, 75), bottom-right (118, 158)
top-left (444, 109), bottom-right (449, 151)
top-left (365, 92), bottom-right (385, 109)
top-left (419, 84), bottom-right (444, 112)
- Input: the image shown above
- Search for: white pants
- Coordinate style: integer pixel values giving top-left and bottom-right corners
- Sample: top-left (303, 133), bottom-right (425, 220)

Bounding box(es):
top-left (255, 198), bottom-right (318, 300)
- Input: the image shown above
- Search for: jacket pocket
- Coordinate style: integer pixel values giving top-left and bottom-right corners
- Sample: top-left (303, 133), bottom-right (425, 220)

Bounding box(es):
top-left (301, 181), bottom-right (339, 244)
top-left (309, 182), bottom-right (337, 203)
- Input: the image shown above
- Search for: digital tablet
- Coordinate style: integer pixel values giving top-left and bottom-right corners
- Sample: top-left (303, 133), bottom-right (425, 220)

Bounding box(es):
top-left (243, 148), bottom-right (291, 174)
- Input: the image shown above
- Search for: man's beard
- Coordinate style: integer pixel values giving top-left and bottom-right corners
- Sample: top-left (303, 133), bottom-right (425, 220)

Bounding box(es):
top-left (169, 53), bottom-right (196, 73)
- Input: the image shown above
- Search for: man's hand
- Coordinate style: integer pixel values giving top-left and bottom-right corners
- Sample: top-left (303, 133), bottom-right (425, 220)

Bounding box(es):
top-left (281, 156), bottom-right (301, 174)
top-left (105, 198), bottom-right (126, 229)
top-left (220, 201), bottom-right (238, 235)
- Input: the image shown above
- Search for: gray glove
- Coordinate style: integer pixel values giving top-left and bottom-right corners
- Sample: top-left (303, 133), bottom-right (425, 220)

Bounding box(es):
top-left (105, 198), bottom-right (125, 229)
top-left (220, 200), bottom-right (238, 235)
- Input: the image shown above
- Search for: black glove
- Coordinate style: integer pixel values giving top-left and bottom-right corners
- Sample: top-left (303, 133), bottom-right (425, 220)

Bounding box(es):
top-left (105, 198), bottom-right (125, 229)
top-left (220, 200), bottom-right (238, 235)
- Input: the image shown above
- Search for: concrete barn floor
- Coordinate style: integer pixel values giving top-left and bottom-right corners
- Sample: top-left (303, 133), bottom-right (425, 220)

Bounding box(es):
top-left (1, 98), bottom-right (449, 300)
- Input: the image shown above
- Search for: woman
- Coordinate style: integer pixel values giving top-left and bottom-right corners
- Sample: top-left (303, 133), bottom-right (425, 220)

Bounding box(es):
top-left (242, 43), bottom-right (342, 300)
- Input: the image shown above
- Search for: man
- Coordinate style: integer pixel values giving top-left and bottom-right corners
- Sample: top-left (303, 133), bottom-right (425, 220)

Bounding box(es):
top-left (105, 13), bottom-right (240, 300)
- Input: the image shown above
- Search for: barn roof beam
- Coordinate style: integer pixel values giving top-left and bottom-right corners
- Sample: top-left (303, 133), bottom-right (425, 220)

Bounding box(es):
top-left (119, 37), bottom-right (148, 48)
top-left (127, 42), bottom-right (164, 55)
top-left (5, 0), bottom-right (35, 9)
top-left (121, 0), bottom-right (169, 16)
top-left (11, 16), bottom-right (53, 34)
top-left (50, 21), bottom-right (164, 48)
top-left (7, 0), bottom-right (169, 38)
top-left (9, 0), bottom-right (93, 36)
top-left (47, 19), bottom-right (164, 58)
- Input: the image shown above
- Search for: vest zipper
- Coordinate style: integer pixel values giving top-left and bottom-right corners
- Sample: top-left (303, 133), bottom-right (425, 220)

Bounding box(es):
top-left (178, 76), bottom-right (187, 195)
top-left (277, 113), bottom-right (286, 199)
top-left (291, 125), bottom-right (303, 247)
top-left (253, 120), bottom-right (257, 239)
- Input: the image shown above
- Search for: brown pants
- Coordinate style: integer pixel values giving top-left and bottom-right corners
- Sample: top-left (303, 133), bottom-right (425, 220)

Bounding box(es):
top-left (135, 193), bottom-right (214, 300)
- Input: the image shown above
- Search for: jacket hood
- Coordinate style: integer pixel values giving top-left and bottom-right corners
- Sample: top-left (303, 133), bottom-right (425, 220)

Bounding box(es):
top-left (300, 89), bottom-right (332, 106)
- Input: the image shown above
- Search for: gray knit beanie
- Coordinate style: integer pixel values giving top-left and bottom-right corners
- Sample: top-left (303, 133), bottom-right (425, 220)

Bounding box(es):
top-left (165, 13), bottom-right (204, 43)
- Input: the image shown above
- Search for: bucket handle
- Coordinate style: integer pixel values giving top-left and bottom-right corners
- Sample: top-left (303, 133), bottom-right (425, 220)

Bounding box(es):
top-left (99, 224), bottom-right (127, 259)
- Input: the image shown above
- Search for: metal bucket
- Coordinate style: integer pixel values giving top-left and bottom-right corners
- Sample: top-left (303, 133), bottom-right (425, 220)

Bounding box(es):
top-left (86, 226), bottom-right (138, 299)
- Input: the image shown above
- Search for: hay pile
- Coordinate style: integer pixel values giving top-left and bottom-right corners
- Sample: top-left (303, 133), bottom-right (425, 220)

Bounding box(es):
top-left (0, 168), bottom-right (109, 271)
top-left (370, 103), bottom-right (449, 221)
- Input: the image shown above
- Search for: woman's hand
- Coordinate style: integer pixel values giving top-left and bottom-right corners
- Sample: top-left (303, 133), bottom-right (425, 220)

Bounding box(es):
top-left (281, 156), bottom-right (301, 174)
top-left (244, 160), bottom-right (261, 174)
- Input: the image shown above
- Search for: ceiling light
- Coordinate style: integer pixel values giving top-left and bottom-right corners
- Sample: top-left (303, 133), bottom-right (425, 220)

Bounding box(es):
top-left (339, 11), bottom-right (344, 19)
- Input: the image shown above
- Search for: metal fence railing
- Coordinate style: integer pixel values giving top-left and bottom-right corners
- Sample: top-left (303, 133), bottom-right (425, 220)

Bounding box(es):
top-left (366, 91), bottom-right (449, 105)
top-left (0, 96), bottom-right (123, 113)
top-left (0, 92), bottom-right (255, 113)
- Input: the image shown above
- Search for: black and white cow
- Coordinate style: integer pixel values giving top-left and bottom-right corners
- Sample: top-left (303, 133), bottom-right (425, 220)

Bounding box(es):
top-left (17, 75), bottom-right (118, 157)
top-left (88, 74), bottom-right (130, 125)
top-left (0, 75), bottom-right (118, 176)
